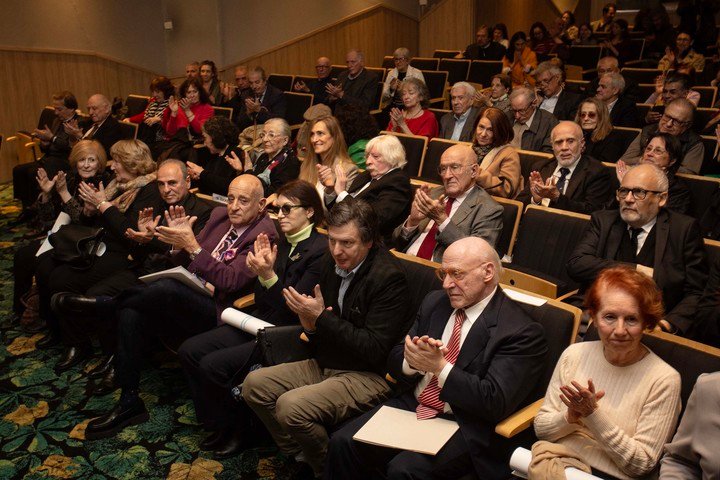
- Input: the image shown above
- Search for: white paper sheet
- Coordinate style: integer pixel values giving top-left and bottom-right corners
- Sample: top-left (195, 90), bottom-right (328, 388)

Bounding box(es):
top-left (504, 287), bottom-right (548, 306)
top-left (139, 266), bottom-right (213, 297)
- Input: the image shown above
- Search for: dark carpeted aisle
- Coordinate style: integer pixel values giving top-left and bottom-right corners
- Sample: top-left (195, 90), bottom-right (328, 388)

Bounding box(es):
top-left (0, 183), bottom-right (306, 480)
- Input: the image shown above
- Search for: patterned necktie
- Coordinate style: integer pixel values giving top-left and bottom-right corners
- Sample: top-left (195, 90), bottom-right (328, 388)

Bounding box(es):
top-left (416, 309), bottom-right (467, 419)
top-left (213, 228), bottom-right (239, 261)
top-left (555, 167), bottom-right (570, 195)
top-left (416, 197), bottom-right (455, 260)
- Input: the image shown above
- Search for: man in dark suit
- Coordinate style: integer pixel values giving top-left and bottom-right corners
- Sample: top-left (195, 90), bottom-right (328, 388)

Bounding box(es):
top-left (327, 49), bottom-right (379, 113)
top-left (535, 61), bottom-right (582, 121)
top-left (64, 94), bottom-right (124, 158)
top-left (242, 198), bottom-right (411, 477)
top-left (293, 56), bottom-right (333, 106)
top-left (596, 72), bottom-right (641, 127)
top-left (585, 56), bottom-right (642, 102)
top-left (82, 175), bottom-right (276, 440)
top-left (459, 25), bottom-right (507, 60)
top-left (517, 121), bottom-right (612, 214)
top-left (439, 82), bottom-right (481, 142)
top-left (509, 87), bottom-right (558, 154)
top-left (393, 144), bottom-right (503, 261)
top-left (325, 236), bottom-right (548, 480)
top-left (235, 67), bottom-right (287, 130)
top-left (567, 163), bottom-right (707, 336)
top-left (220, 65), bottom-right (254, 125)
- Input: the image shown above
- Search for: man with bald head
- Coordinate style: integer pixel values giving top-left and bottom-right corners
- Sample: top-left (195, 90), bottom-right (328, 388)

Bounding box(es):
top-left (393, 144), bottom-right (503, 261)
top-left (517, 121), bottom-right (611, 213)
top-left (568, 163), bottom-right (707, 337)
top-left (84, 174), bottom-right (277, 439)
top-left (64, 94), bottom-right (124, 157)
top-left (326, 236), bottom-right (548, 479)
top-left (294, 56), bottom-right (333, 105)
top-left (326, 49), bottom-right (379, 112)
top-left (585, 56), bottom-right (641, 102)
top-left (221, 65), bottom-right (253, 122)
top-left (620, 98), bottom-right (704, 174)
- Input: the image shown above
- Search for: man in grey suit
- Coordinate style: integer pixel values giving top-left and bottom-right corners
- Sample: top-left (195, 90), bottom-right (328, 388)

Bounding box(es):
top-left (439, 82), bottom-right (481, 142)
top-left (393, 144), bottom-right (503, 262)
top-left (509, 87), bottom-right (558, 154)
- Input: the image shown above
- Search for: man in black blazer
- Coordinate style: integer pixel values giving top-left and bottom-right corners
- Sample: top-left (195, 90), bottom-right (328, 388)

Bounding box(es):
top-left (509, 87), bottom-right (558, 154)
top-left (63, 94), bottom-right (124, 158)
top-left (517, 121), bottom-right (612, 214)
top-left (325, 236), bottom-right (548, 480)
top-left (327, 49), bottom-right (379, 113)
top-left (585, 56), bottom-right (642, 103)
top-left (242, 198), bottom-right (411, 477)
top-left (567, 163), bottom-right (708, 337)
top-left (439, 82), bottom-right (481, 142)
top-left (535, 61), bottom-right (582, 121)
top-left (596, 72), bottom-right (640, 127)
top-left (459, 25), bottom-right (507, 60)
top-left (235, 67), bottom-right (287, 130)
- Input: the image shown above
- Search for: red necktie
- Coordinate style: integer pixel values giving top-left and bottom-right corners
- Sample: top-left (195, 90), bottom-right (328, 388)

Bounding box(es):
top-left (416, 197), bottom-right (454, 260)
top-left (416, 309), bottom-right (466, 419)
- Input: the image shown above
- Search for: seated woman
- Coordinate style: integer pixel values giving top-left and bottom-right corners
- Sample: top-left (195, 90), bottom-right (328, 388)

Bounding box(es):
top-left (200, 60), bottom-right (223, 105)
top-left (249, 118), bottom-right (300, 200)
top-left (493, 23), bottom-right (510, 48)
top-left (658, 31), bottom-right (705, 73)
top-left (559, 11), bottom-right (579, 44)
top-left (532, 266), bottom-right (681, 480)
top-left (615, 132), bottom-right (691, 215)
top-left (299, 115), bottom-right (358, 204)
top-left (600, 19), bottom-right (634, 66)
top-left (34, 140), bottom-right (163, 367)
top-left (574, 22), bottom-right (598, 45)
top-left (12, 140), bottom-right (110, 328)
top-left (503, 31), bottom-right (538, 87)
top-left (160, 77), bottom-right (214, 162)
top-left (336, 103), bottom-right (380, 169)
top-left (124, 76), bottom-right (174, 154)
top-left (386, 77), bottom-right (439, 139)
top-left (323, 134), bottom-right (413, 241)
top-left (474, 74), bottom-right (513, 121)
top-left (382, 47), bottom-right (426, 111)
top-left (177, 180), bottom-right (327, 458)
top-left (575, 97), bottom-right (628, 164)
top-left (530, 22), bottom-right (558, 59)
top-left (186, 116), bottom-right (241, 196)
top-left (472, 107), bottom-right (522, 198)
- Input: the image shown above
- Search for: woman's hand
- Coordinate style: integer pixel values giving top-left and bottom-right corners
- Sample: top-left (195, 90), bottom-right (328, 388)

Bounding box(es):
top-left (168, 95), bottom-right (179, 115)
top-left (179, 97), bottom-right (192, 112)
top-left (144, 116), bottom-right (162, 126)
top-left (225, 150), bottom-right (245, 172)
top-left (616, 160), bottom-right (628, 182)
top-left (334, 164), bottom-right (348, 195)
top-left (560, 379), bottom-right (605, 423)
top-left (78, 181), bottom-right (108, 211)
top-left (125, 207), bottom-right (161, 244)
top-left (246, 233), bottom-right (277, 280)
top-left (186, 161), bottom-right (203, 180)
top-left (36, 168), bottom-right (56, 195)
top-left (317, 164), bottom-right (335, 192)
top-left (389, 108), bottom-right (406, 129)
top-left (55, 171), bottom-right (69, 195)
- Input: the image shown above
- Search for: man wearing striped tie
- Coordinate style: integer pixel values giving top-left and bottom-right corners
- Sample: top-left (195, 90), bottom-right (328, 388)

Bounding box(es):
top-left (326, 236), bottom-right (548, 480)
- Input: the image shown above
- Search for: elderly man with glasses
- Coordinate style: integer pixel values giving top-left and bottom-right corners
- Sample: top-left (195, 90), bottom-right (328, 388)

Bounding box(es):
top-left (293, 56), bottom-right (334, 105)
top-left (508, 86), bottom-right (558, 153)
top-left (567, 163), bottom-right (707, 337)
top-left (535, 61), bottom-right (582, 121)
top-left (620, 98), bottom-right (704, 174)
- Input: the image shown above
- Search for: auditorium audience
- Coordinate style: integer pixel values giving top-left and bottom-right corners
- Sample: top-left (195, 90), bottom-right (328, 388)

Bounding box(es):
top-left (620, 98), bottom-right (704, 174)
top-left (236, 66), bottom-right (287, 131)
top-left (509, 87), bottom-right (558, 153)
top-left (493, 23), bottom-right (510, 49)
top-left (533, 265), bottom-right (681, 480)
top-left (599, 19), bottom-right (634, 66)
top-left (590, 2), bottom-right (616, 32)
top-left (249, 118), bottom-right (300, 199)
top-left (596, 72), bottom-right (641, 127)
top-left (242, 198), bottom-right (411, 477)
top-left (335, 104), bottom-right (380, 168)
top-left (517, 121), bottom-right (611, 213)
top-left (382, 47), bottom-right (425, 111)
top-left (220, 65), bottom-right (253, 125)
top-left (327, 49), bottom-right (378, 112)
top-left (393, 144), bottom-right (503, 260)
top-left (658, 31), bottom-right (706, 72)
top-left (440, 82), bottom-right (480, 142)
top-left (187, 116), bottom-right (242, 196)
top-left (199, 60), bottom-right (223, 105)
top-left (387, 77), bottom-right (439, 139)
top-left (503, 31), bottom-right (538, 87)
top-left (474, 74), bottom-right (513, 121)
top-left (293, 56), bottom-right (333, 106)
top-left (567, 163), bottom-right (707, 337)
top-left (459, 24), bottom-right (507, 60)
top-left (535, 61), bottom-right (582, 121)
top-left (326, 236), bottom-right (548, 480)
top-left (575, 97), bottom-right (627, 164)
top-left (472, 107), bottom-right (522, 198)
top-left (178, 180), bottom-right (327, 458)
top-left (124, 76), bottom-right (174, 154)
top-left (160, 77), bottom-right (214, 161)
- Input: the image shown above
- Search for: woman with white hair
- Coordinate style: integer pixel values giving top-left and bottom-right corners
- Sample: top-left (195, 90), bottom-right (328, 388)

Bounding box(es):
top-left (322, 134), bottom-right (413, 240)
top-left (249, 118), bottom-right (300, 199)
top-left (382, 47), bottom-right (426, 110)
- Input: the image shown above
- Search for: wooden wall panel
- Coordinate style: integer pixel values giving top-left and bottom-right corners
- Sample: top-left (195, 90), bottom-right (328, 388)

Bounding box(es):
top-left (419, 0), bottom-right (476, 57)
top-left (0, 48), bottom-right (156, 182)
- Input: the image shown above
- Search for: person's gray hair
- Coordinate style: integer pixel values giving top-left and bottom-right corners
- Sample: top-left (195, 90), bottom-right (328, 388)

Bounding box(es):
top-left (394, 47), bottom-right (411, 59)
top-left (535, 61), bottom-right (562, 78)
top-left (158, 158), bottom-right (188, 178)
top-left (265, 117), bottom-right (291, 138)
top-left (602, 72), bottom-right (625, 92)
top-left (666, 97), bottom-right (696, 122)
top-left (451, 82), bottom-right (476, 98)
top-left (641, 163), bottom-right (670, 192)
top-left (348, 49), bottom-right (365, 62)
top-left (510, 86), bottom-right (536, 105)
top-left (365, 135), bottom-right (407, 169)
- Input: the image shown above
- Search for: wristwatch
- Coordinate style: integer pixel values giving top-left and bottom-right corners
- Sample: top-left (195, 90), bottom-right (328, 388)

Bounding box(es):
top-left (189, 247), bottom-right (202, 260)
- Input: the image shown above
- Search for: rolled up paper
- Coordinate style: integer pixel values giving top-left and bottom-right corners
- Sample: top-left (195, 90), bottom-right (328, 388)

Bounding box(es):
top-left (221, 308), bottom-right (274, 334)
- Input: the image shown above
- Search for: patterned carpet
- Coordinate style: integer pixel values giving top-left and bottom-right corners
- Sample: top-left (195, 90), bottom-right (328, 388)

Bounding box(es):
top-left (0, 183), bottom-right (304, 479)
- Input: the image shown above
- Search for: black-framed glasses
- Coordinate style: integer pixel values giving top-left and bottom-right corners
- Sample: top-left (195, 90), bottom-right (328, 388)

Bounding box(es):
top-left (660, 113), bottom-right (691, 127)
top-left (616, 187), bottom-right (664, 200)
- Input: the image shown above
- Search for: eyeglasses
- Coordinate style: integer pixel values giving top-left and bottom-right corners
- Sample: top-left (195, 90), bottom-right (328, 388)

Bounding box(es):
top-left (393, 57), bottom-right (408, 62)
top-left (437, 163), bottom-right (472, 175)
top-left (643, 145), bottom-right (667, 155)
top-left (512, 104), bottom-right (533, 115)
top-left (261, 132), bottom-right (284, 140)
top-left (579, 111), bottom-right (597, 118)
top-left (616, 187), bottom-right (665, 200)
top-left (436, 262), bottom-right (488, 282)
top-left (275, 204), bottom-right (306, 215)
top-left (660, 113), bottom-right (691, 127)
top-left (536, 75), bottom-right (558, 85)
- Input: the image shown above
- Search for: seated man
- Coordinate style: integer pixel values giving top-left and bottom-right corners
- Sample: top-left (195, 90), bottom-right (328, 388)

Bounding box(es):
top-left (457, 24), bottom-right (506, 60)
top-left (220, 65), bottom-right (253, 124)
top-left (185, 61), bottom-right (200, 79)
top-left (327, 49), bottom-right (379, 113)
top-left (620, 98), bottom-right (704, 174)
top-left (242, 198), bottom-right (411, 477)
top-left (325, 237), bottom-right (548, 480)
top-left (590, 2), bottom-right (616, 32)
top-left (393, 144), bottom-right (503, 261)
top-left (517, 121), bottom-right (611, 214)
top-left (64, 94), bottom-right (124, 158)
top-left (585, 56), bottom-right (642, 103)
top-left (509, 87), bottom-right (558, 154)
top-left (567, 163), bottom-right (707, 337)
top-left (235, 67), bottom-right (287, 130)
top-left (644, 72), bottom-right (700, 126)
top-left (535, 61), bottom-right (582, 121)
top-left (439, 82), bottom-right (480, 142)
top-left (83, 174), bottom-right (276, 439)
top-left (596, 72), bottom-right (640, 127)
top-left (294, 56), bottom-right (333, 106)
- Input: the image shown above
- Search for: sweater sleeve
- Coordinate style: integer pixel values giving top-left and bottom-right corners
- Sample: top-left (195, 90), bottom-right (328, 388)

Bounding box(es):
top-left (189, 104), bottom-right (214, 135)
top-left (534, 350), bottom-right (584, 441)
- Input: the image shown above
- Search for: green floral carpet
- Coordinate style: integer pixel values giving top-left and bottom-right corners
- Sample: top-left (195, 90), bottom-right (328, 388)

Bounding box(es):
top-left (0, 183), bottom-right (304, 479)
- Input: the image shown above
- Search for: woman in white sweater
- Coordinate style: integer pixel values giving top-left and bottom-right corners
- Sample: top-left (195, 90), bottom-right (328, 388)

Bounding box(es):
top-left (532, 266), bottom-right (682, 479)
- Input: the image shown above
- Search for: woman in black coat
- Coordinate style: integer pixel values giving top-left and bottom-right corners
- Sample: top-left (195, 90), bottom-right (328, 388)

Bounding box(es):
top-left (250, 118), bottom-right (301, 200)
top-left (187, 116), bottom-right (241, 196)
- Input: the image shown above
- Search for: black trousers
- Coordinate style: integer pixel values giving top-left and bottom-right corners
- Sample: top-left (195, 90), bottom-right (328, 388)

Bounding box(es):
top-left (178, 324), bottom-right (260, 431)
top-left (13, 240), bottom-right (41, 315)
top-left (13, 155), bottom-right (69, 209)
top-left (114, 278), bottom-right (217, 391)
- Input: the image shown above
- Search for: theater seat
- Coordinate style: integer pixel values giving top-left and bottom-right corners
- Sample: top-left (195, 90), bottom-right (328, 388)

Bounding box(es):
top-left (380, 130), bottom-right (428, 177)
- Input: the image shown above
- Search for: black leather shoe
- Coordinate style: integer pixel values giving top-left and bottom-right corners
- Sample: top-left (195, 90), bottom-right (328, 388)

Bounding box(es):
top-left (56, 346), bottom-right (92, 372)
top-left (200, 430), bottom-right (226, 451)
top-left (36, 332), bottom-right (59, 348)
top-left (23, 318), bottom-right (47, 334)
top-left (51, 292), bottom-right (99, 318)
top-left (88, 355), bottom-right (114, 380)
top-left (91, 368), bottom-right (116, 396)
top-left (85, 399), bottom-right (149, 440)
top-left (212, 430), bottom-right (246, 459)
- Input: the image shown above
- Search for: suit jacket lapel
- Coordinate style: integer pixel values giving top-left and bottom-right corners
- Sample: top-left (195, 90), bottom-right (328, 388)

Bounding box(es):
top-left (564, 156), bottom-right (587, 199)
top-left (348, 171), bottom-right (372, 194)
top-left (607, 214), bottom-right (626, 260)
top-left (654, 210), bottom-right (670, 269)
top-left (455, 289), bottom-right (502, 370)
top-left (450, 187), bottom-right (479, 226)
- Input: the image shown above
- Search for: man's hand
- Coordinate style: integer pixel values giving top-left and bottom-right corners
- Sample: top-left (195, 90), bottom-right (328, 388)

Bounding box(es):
top-left (164, 205), bottom-right (193, 228)
top-left (220, 82), bottom-right (236, 100)
top-left (155, 215), bottom-right (199, 251)
top-left (186, 161), bottom-right (204, 180)
top-left (404, 335), bottom-right (447, 376)
top-left (245, 98), bottom-right (262, 113)
top-left (63, 119), bottom-right (83, 140)
top-left (326, 83), bottom-right (344, 100)
top-left (406, 185), bottom-right (432, 228)
top-left (645, 111), bottom-right (662, 124)
top-left (294, 80), bottom-right (310, 93)
top-left (529, 171), bottom-right (560, 202)
top-left (282, 285), bottom-right (327, 332)
top-left (33, 125), bottom-right (54, 143)
top-left (415, 189), bottom-right (447, 224)
top-left (616, 160), bottom-right (628, 182)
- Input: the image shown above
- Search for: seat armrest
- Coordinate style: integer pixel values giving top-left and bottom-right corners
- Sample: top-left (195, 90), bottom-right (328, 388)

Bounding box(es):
top-left (495, 398), bottom-right (544, 438)
top-left (233, 293), bottom-right (255, 309)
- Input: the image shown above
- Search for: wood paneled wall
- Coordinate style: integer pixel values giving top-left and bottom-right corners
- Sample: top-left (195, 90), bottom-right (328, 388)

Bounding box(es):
top-left (419, 0), bottom-right (476, 57)
top-left (0, 48), bottom-right (156, 181)
top-left (219, 5), bottom-right (419, 79)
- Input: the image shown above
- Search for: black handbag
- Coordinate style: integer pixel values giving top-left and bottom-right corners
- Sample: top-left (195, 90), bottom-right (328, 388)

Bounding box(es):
top-left (256, 325), bottom-right (312, 366)
top-left (48, 224), bottom-right (105, 270)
